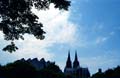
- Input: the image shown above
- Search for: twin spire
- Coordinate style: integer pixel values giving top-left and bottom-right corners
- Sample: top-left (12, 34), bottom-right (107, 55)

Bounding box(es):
top-left (65, 50), bottom-right (80, 68)
top-left (66, 51), bottom-right (72, 68)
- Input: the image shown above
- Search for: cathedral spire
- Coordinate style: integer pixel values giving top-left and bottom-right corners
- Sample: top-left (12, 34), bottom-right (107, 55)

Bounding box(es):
top-left (75, 50), bottom-right (78, 61)
top-left (73, 50), bottom-right (80, 68)
top-left (65, 50), bottom-right (72, 68)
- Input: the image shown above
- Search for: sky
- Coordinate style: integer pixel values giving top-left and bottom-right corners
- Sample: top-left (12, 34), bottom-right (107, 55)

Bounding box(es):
top-left (0, 0), bottom-right (120, 75)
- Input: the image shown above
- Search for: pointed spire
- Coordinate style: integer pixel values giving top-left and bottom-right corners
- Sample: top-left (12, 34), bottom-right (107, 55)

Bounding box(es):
top-left (65, 50), bottom-right (72, 68)
top-left (68, 50), bottom-right (71, 61)
top-left (73, 50), bottom-right (80, 68)
top-left (75, 50), bottom-right (78, 61)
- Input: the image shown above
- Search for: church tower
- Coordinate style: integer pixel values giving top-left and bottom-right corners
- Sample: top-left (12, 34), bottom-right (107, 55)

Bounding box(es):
top-left (73, 51), bottom-right (80, 68)
top-left (65, 51), bottom-right (72, 68)
top-left (64, 50), bottom-right (90, 78)
top-left (64, 51), bottom-right (73, 75)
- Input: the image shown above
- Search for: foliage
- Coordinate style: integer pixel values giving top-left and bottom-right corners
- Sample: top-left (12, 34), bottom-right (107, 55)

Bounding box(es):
top-left (0, 0), bottom-right (70, 52)
top-left (0, 59), bottom-right (67, 78)
top-left (2, 60), bottom-right (37, 78)
top-left (2, 42), bottom-right (18, 53)
top-left (91, 71), bottom-right (105, 78)
top-left (44, 63), bottom-right (62, 73)
top-left (38, 70), bottom-right (66, 78)
top-left (37, 63), bottom-right (66, 78)
top-left (91, 66), bottom-right (120, 78)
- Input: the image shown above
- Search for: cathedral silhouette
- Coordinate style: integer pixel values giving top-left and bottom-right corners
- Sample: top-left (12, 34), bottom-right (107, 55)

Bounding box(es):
top-left (64, 51), bottom-right (90, 78)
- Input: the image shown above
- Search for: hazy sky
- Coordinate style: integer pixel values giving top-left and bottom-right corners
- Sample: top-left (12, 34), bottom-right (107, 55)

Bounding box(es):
top-left (0, 0), bottom-right (120, 74)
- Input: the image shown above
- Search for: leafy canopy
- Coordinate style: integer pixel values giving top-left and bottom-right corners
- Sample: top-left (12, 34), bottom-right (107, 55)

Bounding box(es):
top-left (0, 0), bottom-right (70, 52)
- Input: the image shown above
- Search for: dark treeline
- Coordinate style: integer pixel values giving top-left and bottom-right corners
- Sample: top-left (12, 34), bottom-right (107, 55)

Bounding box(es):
top-left (0, 60), bottom-right (66, 78)
top-left (91, 66), bottom-right (120, 78)
top-left (0, 59), bottom-right (120, 78)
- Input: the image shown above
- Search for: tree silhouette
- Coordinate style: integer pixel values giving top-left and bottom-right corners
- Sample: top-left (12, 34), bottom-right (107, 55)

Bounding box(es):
top-left (0, 0), bottom-right (70, 52)
top-left (91, 71), bottom-right (105, 78)
top-left (91, 66), bottom-right (120, 78)
top-left (3, 60), bottom-right (37, 78)
top-left (0, 60), bottom-right (67, 78)
top-left (37, 63), bottom-right (66, 78)
top-left (44, 63), bottom-right (62, 73)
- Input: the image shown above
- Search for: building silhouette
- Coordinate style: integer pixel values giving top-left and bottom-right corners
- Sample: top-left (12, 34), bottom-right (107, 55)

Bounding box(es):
top-left (64, 51), bottom-right (90, 78)
top-left (20, 58), bottom-right (55, 70)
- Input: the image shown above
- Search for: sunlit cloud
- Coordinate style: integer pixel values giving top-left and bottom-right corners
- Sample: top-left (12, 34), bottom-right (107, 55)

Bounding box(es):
top-left (0, 4), bottom-right (78, 62)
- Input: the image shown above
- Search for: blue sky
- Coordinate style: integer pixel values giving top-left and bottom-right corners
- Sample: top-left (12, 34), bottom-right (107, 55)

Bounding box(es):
top-left (0, 0), bottom-right (120, 74)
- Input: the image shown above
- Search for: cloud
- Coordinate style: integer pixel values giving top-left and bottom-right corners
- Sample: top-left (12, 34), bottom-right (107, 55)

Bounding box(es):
top-left (0, 31), bottom-right (4, 39)
top-left (110, 31), bottom-right (115, 35)
top-left (95, 31), bottom-right (115, 45)
top-left (31, 4), bottom-right (78, 44)
top-left (95, 36), bottom-right (108, 44)
top-left (0, 4), bottom-right (78, 62)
